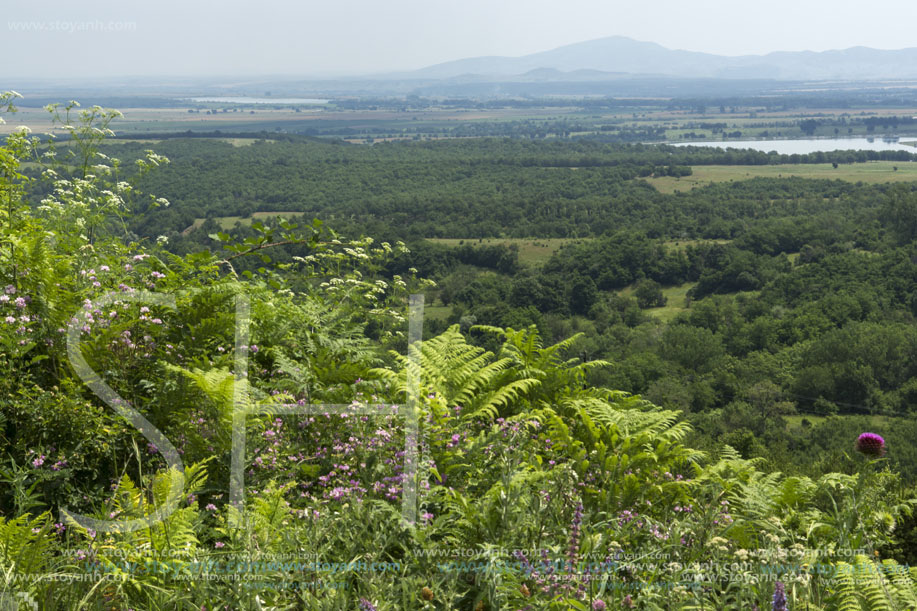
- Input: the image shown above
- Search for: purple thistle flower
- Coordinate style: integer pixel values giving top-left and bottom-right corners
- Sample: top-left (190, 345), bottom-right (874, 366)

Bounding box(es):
top-left (592, 600), bottom-right (606, 610)
top-left (855, 432), bottom-right (886, 457)
top-left (772, 581), bottom-right (787, 611)
top-left (359, 599), bottom-right (377, 611)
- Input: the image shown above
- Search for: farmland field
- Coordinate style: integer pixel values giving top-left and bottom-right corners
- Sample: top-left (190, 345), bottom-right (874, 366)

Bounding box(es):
top-left (427, 237), bottom-right (585, 267)
top-left (182, 211), bottom-right (303, 233)
top-left (644, 160), bottom-right (917, 192)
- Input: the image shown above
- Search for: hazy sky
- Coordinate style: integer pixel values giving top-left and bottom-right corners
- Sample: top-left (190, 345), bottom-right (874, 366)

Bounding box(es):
top-left (4, 0), bottom-right (917, 78)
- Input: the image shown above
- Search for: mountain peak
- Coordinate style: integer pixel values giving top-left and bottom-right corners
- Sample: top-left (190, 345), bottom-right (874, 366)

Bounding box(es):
top-left (414, 37), bottom-right (917, 81)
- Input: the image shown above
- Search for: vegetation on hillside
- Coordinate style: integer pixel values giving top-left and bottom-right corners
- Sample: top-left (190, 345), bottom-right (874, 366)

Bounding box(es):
top-left (2, 94), bottom-right (917, 609)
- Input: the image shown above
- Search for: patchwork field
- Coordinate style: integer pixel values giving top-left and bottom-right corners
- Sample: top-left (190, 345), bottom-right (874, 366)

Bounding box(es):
top-left (427, 237), bottom-right (586, 267)
top-left (182, 211), bottom-right (303, 234)
top-left (644, 161), bottom-right (917, 193)
top-left (618, 281), bottom-right (699, 322)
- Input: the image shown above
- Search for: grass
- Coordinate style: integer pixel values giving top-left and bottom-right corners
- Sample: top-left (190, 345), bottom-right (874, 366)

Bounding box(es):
top-left (423, 305), bottom-right (452, 321)
top-left (643, 161), bottom-right (917, 193)
top-left (221, 138), bottom-right (262, 147)
top-left (619, 282), bottom-right (698, 322)
top-left (785, 414), bottom-right (901, 429)
top-left (182, 211), bottom-right (304, 234)
top-left (426, 237), bottom-right (586, 267)
top-left (663, 239), bottom-right (731, 251)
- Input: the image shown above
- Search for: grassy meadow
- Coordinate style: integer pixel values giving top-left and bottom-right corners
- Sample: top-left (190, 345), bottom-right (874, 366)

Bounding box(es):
top-left (644, 161), bottom-right (917, 193)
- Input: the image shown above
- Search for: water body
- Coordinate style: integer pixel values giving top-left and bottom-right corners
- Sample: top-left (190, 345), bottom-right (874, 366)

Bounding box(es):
top-left (672, 137), bottom-right (917, 154)
top-left (187, 97), bottom-right (330, 105)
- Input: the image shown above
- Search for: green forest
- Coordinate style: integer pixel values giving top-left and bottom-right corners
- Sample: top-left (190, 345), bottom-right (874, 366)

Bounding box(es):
top-left (3, 94), bottom-right (917, 610)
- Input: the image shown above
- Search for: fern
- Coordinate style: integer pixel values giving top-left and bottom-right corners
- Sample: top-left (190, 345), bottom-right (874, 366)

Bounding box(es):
top-left (371, 325), bottom-right (540, 420)
top-left (828, 555), bottom-right (917, 611)
top-left (884, 558), bottom-right (917, 608)
top-left (0, 512), bottom-right (52, 577)
top-left (476, 324), bottom-right (611, 404)
top-left (833, 561), bottom-right (862, 611)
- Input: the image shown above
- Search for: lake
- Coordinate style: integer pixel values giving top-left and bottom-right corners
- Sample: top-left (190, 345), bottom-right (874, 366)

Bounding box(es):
top-left (672, 137), bottom-right (917, 154)
top-left (187, 97), bottom-right (330, 105)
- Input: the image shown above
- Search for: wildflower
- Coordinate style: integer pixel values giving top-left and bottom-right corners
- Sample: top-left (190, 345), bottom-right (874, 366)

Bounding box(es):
top-left (592, 601), bottom-right (606, 610)
top-left (622, 595), bottom-right (634, 608)
top-left (32, 455), bottom-right (45, 467)
top-left (359, 599), bottom-right (377, 611)
top-left (772, 581), bottom-right (787, 611)
top-left (14, 297), bottom-right (26, 309)
top-left (567, 502), bottom-right (583, 569)
top-left (206, 504), bottom-right (217, 511)
top-left (214, 541), bottom-right (225, 548)
top-left (855, 432), bottom-right (886, 457)
top-left (4, 285), bottom-right (15, 294)
top-left (4, 316), bottom-right (14, 324)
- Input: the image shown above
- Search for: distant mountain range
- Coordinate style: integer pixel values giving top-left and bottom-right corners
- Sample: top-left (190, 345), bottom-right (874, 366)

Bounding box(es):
top-left (409, 36), bottom-right (917, 81)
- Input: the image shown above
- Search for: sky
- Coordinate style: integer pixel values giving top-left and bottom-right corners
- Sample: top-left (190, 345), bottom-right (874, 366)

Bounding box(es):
top-left (4, 0), bottom-right (917, 78)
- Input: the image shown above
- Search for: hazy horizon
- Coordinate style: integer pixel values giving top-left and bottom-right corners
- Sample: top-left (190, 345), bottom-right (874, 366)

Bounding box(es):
top-left (4, 0), bottom-right (917, 79)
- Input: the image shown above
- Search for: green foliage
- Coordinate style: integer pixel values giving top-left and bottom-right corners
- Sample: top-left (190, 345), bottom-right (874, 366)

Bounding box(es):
top-left (830, 555), bottom-right (917, 611)
top-left (2, 96), bottom-right (917, 609)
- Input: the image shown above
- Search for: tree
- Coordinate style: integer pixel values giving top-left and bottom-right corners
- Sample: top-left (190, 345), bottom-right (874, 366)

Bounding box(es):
top-left (634, 278), bottom-right (666, 309)
top-left (880, 185), bottom-right (917, 244)
top-left (799, 119), bottom-right (819, 136)
top-left (569, 275), bottom-right (597, 315)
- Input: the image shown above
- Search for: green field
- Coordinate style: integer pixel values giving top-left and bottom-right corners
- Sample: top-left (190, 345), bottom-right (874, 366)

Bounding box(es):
top-left (644, 161), bottom-right (917, 193)
top-left (221, 137), bottom-right (263, 147)
top-left (427, 237), bottom-right (586, 267)
top-left (662, 239), bottom-right (731, 251)
top-left (785, 414), bottom-right (900, 429)
top-left (422, 304), bottom-right (453, 321)
top-left (619, 282), bottom-right (698, 322)
top-left (183, 211), bottom-right (303, 234)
